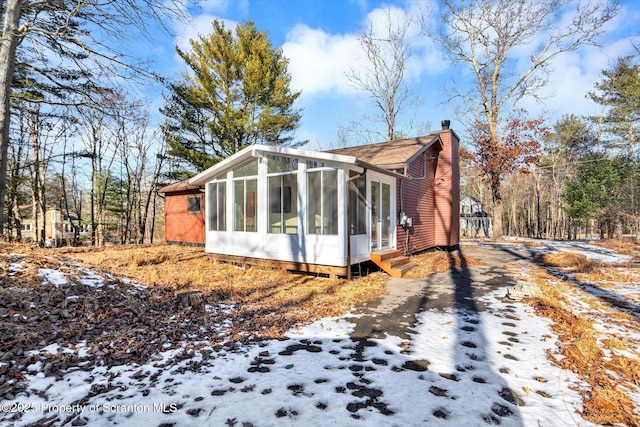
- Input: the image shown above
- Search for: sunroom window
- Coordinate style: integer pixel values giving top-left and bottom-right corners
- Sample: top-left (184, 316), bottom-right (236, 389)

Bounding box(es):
top-left (349, 171), bottom-right (367, 235)
top-left (208, 180), bottom-right (226, 231)
top-left (268, 155), bottom-right (298, 234)
top-left (233, 159), bottom-right (258, 232)
top-left (307, 166), bottom-right (338, 235)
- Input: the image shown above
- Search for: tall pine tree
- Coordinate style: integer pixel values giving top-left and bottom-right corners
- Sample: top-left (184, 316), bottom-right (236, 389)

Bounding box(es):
top-left (162, 20), bottom-right (303, 174)
top-left (588, 56), bottom-right (640, 158)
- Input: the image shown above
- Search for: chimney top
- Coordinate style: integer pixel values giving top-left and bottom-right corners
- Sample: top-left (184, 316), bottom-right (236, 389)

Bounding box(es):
top-left (441, 120), bottom-right (451, 130)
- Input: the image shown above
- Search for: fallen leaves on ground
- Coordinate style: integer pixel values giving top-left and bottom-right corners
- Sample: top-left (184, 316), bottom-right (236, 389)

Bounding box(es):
top-left (507, 247), bottom-right (640, 427)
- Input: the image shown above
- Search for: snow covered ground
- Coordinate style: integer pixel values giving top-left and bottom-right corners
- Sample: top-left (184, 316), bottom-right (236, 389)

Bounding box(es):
top-left (1, 240), bottom-right (638, 427)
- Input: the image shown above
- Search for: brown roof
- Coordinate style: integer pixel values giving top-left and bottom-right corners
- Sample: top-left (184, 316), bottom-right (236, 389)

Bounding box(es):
top-left (157, 179), bottom-right (204, 194)
top-left (326, 133), bottom-right (442, 167)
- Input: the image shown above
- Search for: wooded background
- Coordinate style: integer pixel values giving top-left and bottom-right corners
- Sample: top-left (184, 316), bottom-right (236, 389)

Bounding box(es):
top-left (1, 0), bottom-right (636, 246)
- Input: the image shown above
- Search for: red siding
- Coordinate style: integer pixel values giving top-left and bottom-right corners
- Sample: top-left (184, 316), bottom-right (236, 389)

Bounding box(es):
top-left (434, 131), bottom-right (460, 246)
top-left (396, 149), bottom-right (437, 253)
top-left (164, 191), bottom-right (205, 245)
top-left (396, 130), bottom-right (460, 253)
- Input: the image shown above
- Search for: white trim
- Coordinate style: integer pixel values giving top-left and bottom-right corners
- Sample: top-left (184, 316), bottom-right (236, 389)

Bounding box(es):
top-left (190, 145), bottom-right (359, 186)
top-left (202, 148), bottom-right (399, 267)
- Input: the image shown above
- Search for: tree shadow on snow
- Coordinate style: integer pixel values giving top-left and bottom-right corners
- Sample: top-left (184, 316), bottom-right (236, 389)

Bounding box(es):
top-left (447, 247), bottom-right (525, 426)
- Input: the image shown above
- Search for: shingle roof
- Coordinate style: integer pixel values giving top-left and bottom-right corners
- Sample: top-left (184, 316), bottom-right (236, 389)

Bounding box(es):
top-left (326, 133), bottom-right (443, 167)
top-left (157, 179), bottom-right (203, 194)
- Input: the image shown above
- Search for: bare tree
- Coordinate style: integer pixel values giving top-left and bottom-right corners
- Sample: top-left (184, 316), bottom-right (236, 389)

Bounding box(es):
top-left (0, 0), bottom-right (189, 236)
top-left (427, 0), bottom-right (618, 238)
top-left (114, 100), bottom-right (164, 244)
top-left (346, 8), bottom-right (415, 142)
top-left (77, 93), bottom-right (121, 247)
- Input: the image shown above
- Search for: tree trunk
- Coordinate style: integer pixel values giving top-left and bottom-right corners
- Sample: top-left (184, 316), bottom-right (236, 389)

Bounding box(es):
top-left (0, 0), bottom-right (25, 236)
top-left (492, 199), bottom-right (504, 240)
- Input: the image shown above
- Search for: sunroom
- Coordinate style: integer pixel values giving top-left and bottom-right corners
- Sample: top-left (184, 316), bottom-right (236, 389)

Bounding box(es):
top-left (188, 145), bottom-right (405, 277)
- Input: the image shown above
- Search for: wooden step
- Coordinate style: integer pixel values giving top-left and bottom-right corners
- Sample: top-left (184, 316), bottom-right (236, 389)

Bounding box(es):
top-left (370, 250), bottom-right (416, 278)
top-left (370, 249), bottom-right (401, 263)
top-left (385, 256), bottom-right (410, 268)
top-left (391, 262), bottom-right (418, 278)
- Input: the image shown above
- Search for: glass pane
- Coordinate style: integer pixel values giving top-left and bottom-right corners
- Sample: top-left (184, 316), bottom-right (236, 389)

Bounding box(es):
top-left (307, 171), bottom-right (321, 235)
top-left (268, 155), bottom-right (298, 174)
top-left (208, 183), bottom-right (218, 231)
top-left (382, 183), bottom-right (391, 248)
top-left (371, 182), bottom-right (379, 250)
top-left (307, 160), bottom-right (325, 169)
top-left (323, 170), bottom-right (338, 235)
top-left (268, 176), bottom-right (282, 233)
top-left (218, 183), bottom-right (226, 231)
top-left (246, 179), bottom-right (257, 232)
top-left (234, 159), bottom-right (258, 177)
top-left (349, 172), bottom-right (366, 235)
top-left (283, 173), bottom-right (298, 234)
top-left (188, 195), bottom-right (201, 213)
top-left (234, 181), bottom-right (244, 232)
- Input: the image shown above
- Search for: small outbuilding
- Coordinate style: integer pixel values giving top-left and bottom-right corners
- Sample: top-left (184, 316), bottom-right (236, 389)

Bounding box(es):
top-left (159, 123), bottom-right (460, 278)
top-left (157, 180), bottom-right (206, 246)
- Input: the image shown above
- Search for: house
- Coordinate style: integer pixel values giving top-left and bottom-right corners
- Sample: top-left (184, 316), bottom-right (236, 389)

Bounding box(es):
top-left (16, 207), bottom-right (90, 245)
top-left (160, 122), bottom-right (459, 278)
top-left (460, 194), bottom-right (492, 237)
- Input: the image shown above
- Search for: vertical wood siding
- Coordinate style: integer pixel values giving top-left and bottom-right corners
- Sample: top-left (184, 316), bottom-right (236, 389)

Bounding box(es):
top-left (164, 191), bottom-right (205, 245)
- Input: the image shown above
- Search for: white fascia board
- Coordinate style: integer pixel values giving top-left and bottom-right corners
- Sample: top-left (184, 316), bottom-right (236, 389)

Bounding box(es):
top-left (253, 145), bottom-right (358, 164)
top-left (189, 144), bottom-right (359, 186)
top-left (189, 145), bottom-right (256, 185)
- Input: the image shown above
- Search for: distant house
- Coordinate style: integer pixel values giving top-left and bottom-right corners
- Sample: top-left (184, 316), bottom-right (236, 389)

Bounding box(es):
top-left (17, 207), bottom-right (90, 245)
top-left (160, 122), bottom-right (460, 277)
top-left (460, 195), bottom-right (492, 237)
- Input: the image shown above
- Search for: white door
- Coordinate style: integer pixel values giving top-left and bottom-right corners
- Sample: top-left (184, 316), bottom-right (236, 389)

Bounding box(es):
top-left (370, 180), bottom-right (391, 251)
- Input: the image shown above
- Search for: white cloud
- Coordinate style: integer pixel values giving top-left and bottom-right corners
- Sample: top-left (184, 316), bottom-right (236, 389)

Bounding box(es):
top-left (364, 5), bottom-right (439, 80)
top-left (282, 4), bottom-right (442, 99)
top-left (530, 37), bottom-right (636, 120)
top-left (282, 24), bottom-right (363, 97)
top-left (172, 15), bottom-right (238, 54)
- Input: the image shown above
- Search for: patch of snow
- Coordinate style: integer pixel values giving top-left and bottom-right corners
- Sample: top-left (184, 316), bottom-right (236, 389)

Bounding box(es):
top-left (501, 237), bottom-right (634, 264)
top-left (38, 269), bottom-right (68, 286)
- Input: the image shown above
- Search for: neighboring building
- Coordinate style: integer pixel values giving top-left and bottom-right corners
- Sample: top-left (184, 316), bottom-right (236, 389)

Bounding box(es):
top-left (17, 207), bottom-right (90, 245)
top-left (460, 194), bottom-right (492, 237)
top-left (160, 123), bottom-right (460, 277)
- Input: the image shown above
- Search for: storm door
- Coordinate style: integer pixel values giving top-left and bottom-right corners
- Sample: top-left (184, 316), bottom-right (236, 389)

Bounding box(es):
top-left (370, 181), bottom-right (391, 251)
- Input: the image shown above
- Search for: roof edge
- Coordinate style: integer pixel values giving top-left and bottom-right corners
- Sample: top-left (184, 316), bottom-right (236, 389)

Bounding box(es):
top-left (189, 144), bottom-right (365, 186)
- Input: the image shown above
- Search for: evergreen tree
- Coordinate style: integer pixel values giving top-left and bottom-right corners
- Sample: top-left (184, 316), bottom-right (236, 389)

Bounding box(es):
top-left (562, 154), bottom-right (630, 237)
top-left (162, 20), bottom-right (303, 173)
top-left (588, 56), bottom-right (640, 158)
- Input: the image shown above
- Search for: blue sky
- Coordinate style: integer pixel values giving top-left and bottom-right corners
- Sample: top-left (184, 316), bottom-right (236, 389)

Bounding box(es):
top-left (136, 0), bottom-right (640, 150)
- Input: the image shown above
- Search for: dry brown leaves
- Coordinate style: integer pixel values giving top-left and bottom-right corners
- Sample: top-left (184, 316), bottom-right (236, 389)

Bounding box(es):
top-left (403, 247), bottom-right (485, 279)
top-left (1, 243), bottom-right (391, 401)
top-left (590, 238), bottom-right (640, 257)
top-left (524, 250), bottom-right (640, 426)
